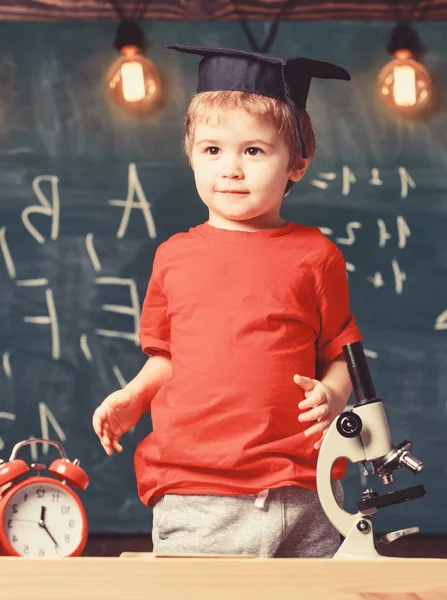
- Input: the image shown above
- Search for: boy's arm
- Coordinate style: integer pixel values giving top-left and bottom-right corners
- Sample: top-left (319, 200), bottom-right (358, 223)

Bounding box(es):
top-left (298, 242), bottom-right (361, 448)
top-left (127, 352), bottom-right (172, 414)
top-left (295, 353), bottom-right (353, 449)
top-left (319, 353), bottom-right (352, 416)
top-left (92, 351), bottom-right (172, 455)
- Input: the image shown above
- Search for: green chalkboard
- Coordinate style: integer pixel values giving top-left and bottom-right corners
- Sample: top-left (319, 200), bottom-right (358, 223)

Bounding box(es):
top-left (0, 20), bottom-right (446, 534)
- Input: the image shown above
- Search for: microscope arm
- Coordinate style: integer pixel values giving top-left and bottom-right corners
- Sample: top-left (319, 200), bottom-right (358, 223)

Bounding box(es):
top-left (316, 409), bottom-right (366, 537)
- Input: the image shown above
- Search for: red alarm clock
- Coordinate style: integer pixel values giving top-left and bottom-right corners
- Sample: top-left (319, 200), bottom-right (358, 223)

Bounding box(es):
top-left (0, 438), bottom-right (89, 557)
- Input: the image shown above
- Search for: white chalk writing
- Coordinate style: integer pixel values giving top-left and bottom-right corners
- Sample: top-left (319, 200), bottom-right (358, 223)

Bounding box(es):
top-left (85, 233), bottom-right (102, 271)
top-left (0, 412), bottom-right (16, 451)
top-left (23, 287), bottom-right (60, 360)
top-left (21, 175), bottom-right (60, 244)
top-left (29, 403), bottom-right (67, 460)
top-left (109, 163), bottom-right (157, 239)
top-left (0, 227), bottom-right (16, 279)
top-left (95, 277), bottom-right (141, 345)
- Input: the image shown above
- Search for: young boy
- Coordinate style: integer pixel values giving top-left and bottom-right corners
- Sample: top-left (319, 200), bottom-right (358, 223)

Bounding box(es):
top-left (92, 45), bottom-right (362, 558)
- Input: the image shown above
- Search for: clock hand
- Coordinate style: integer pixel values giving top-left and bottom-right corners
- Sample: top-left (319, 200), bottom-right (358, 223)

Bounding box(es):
top-left (38, 505), bottom-right (59, 548)
top-left (39, 521), bottom-right (60, 548)
top-left (12, 518), bottom-right (37, 524)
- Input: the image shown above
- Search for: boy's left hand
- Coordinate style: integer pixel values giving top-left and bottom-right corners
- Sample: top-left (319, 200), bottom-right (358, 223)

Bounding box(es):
top-left (294, 374), bottom-right (337, 450)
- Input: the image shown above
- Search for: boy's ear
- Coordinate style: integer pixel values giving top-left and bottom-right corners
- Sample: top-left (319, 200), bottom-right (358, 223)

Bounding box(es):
top-left (289, 157), bottom-right (309, 182)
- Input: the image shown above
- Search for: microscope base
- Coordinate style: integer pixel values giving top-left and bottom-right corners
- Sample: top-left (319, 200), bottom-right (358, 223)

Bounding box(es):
top-left (333, 518), bottom-right (399, 560)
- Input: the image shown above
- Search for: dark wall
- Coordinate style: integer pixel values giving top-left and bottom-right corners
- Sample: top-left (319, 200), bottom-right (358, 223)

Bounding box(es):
top-left (0, 20), bottom-right (446, 534)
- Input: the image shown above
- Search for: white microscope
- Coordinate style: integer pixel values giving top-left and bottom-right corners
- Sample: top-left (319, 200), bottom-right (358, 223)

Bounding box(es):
top-left (316, 341), bottom-right (426, 559)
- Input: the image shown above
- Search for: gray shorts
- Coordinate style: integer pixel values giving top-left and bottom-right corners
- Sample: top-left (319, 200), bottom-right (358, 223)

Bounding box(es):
top-left (152, 481), bottom-right (343, 558)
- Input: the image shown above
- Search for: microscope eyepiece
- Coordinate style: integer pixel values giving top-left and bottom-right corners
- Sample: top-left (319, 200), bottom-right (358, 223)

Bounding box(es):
top-left (343, 342), bottom-right (380, 406)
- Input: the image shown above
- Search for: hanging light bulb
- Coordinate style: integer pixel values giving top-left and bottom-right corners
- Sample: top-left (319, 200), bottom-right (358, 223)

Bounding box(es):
top-left (377, 23), bottom-right (431, 116)
top-left (106, 20), bottom-right (163, 113)
top-left (378, 48), bottom-right (431, 112)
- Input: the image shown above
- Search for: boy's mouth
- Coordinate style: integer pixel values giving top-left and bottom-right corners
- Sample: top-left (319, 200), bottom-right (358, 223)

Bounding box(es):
top-left (216, 190), bottom-right (249, 194)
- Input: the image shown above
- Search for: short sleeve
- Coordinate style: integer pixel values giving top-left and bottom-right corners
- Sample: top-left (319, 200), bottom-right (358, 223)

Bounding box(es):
top-left (138, 249), bottom-right (170, 356)
top-left (316, 246), bottom-right (362, 370)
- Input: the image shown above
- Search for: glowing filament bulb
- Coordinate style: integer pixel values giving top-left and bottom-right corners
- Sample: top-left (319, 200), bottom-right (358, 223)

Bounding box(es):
top-left (106, 43), bottom-right (162, 114)
top-left (378, 49), bottom-right (431, 115)
top-left (393, 64), bottom-right (416, 106)
top-left (121, 61), bottom-right (145, 102)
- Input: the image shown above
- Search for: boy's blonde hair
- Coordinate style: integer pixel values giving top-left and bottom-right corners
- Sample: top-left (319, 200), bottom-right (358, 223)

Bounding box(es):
top-left (183, 91), bottom-right (316, 172)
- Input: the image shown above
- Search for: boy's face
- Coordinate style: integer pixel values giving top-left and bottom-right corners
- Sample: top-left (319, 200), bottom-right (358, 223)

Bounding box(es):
top-left (190, 108), bottom-right (307, 230)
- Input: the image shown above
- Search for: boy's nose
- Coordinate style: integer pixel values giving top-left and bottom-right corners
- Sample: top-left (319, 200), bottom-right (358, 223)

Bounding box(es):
top-left (222, 161), bottom-right (243, 179)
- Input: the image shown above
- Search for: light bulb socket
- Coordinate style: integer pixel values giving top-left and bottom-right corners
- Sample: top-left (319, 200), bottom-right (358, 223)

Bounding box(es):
top-left (113, 20), bottom-right (147, 52)
top-left (387, 23), bottom-right (425, 59)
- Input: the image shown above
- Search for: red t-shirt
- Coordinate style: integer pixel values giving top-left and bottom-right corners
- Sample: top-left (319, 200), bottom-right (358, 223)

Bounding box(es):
top-left (135, 221), bottom-right (362, 507)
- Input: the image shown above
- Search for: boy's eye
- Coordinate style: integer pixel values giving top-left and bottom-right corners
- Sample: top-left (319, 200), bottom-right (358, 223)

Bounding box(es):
top-left (205, 146), bottom-right (220, 155)
top-left (245, 147), bottom-right (263, 156)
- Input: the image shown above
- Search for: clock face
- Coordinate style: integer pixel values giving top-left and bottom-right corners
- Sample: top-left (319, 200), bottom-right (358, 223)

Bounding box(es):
top-left (2, 479), bottom-right (86, 557)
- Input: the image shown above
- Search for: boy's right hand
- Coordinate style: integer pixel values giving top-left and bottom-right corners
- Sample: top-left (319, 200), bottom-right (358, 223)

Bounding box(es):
top-left (92, 388), bottom-right (142, 456)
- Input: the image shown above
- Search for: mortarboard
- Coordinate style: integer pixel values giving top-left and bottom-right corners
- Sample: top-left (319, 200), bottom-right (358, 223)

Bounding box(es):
top-left (166, 44), bottom-right (351, 159)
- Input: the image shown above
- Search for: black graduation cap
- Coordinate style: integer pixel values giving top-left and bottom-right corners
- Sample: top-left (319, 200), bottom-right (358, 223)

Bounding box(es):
top-left (166, 44), bottom-right (351, 159)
